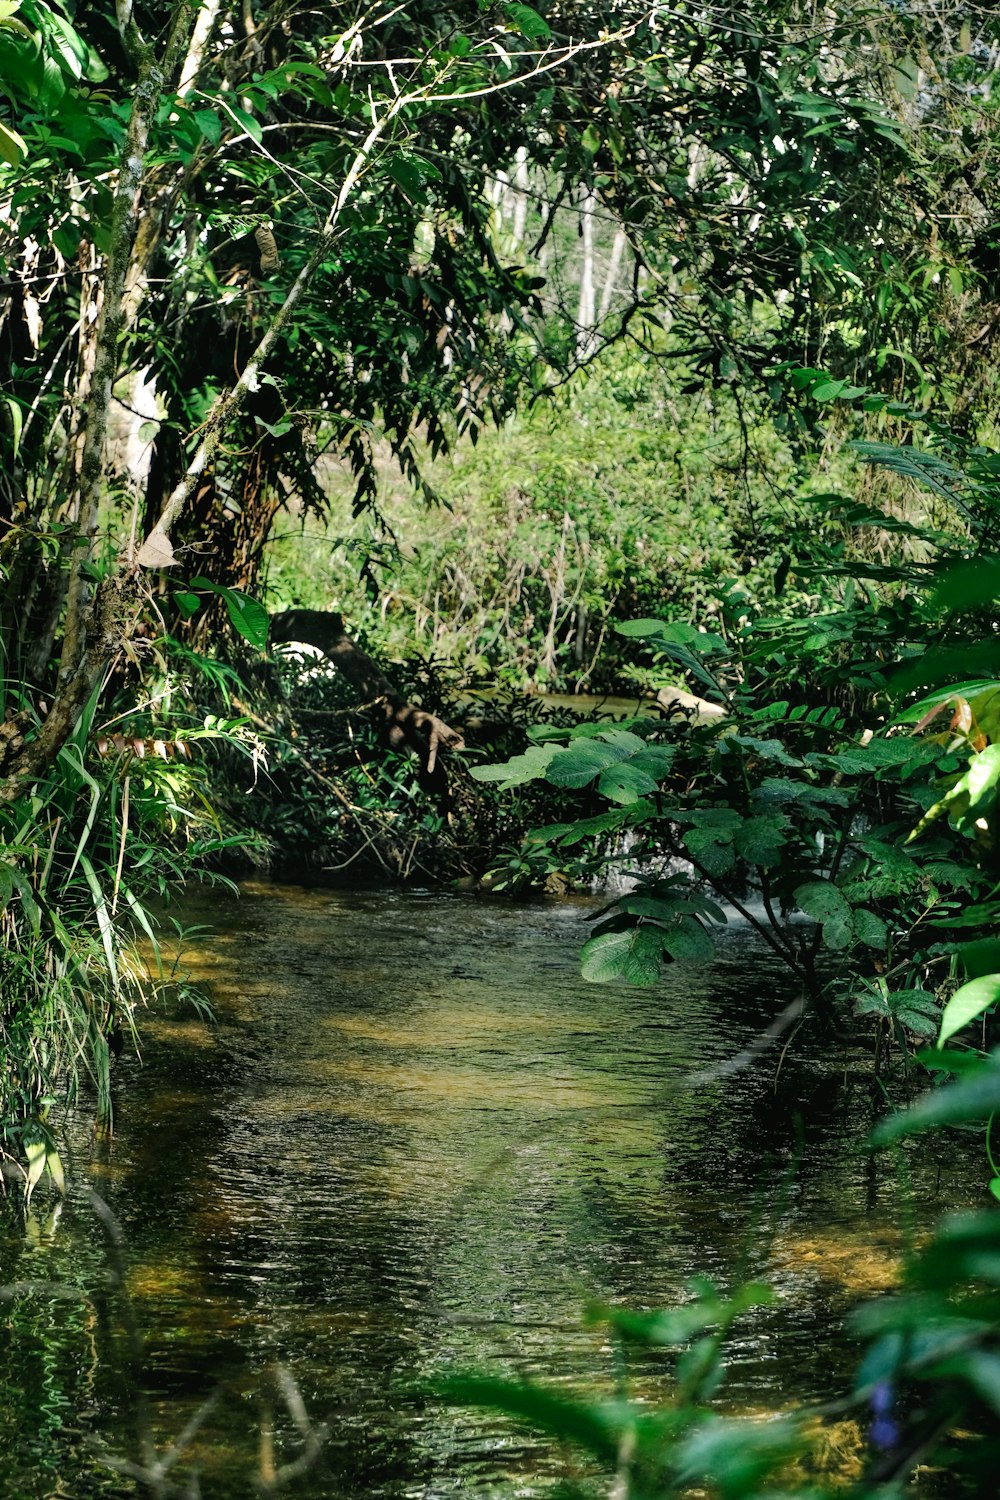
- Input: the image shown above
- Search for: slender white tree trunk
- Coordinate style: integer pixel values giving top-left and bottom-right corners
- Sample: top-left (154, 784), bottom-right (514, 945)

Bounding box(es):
top-left (576, 189), bottom-right (596, 360)
top-left (178, 0), bottom-right (224, 96)
top-left (598, 226), bottom-right (626, 326)
top-left (511, 145), bottom-right (529, 245)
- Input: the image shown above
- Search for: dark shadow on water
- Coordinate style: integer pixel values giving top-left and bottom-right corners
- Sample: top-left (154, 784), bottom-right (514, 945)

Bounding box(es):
top-left (0, 884), bottom-right (984, 1497)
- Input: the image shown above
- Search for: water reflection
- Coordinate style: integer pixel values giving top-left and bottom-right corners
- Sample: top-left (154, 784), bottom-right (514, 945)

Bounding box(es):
top-left (0, 884), bottom-right (980, 1498)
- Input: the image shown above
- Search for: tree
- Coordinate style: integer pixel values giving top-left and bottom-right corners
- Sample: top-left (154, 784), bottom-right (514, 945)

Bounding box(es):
top-left (3, 0), bottom-right (1000, 802)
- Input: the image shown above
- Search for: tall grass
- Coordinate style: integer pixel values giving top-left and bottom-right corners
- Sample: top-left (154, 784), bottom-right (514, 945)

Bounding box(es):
top-left (0, 672), bottom-right (261, 1190)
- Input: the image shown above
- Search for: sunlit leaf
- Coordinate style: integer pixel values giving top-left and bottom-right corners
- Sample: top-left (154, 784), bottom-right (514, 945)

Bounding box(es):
top-left (581, 925), bottom-right (667, 986)
top-left (872, 1054), bottom-right (1000, 1143)
top-left (437, 1377), bottom-right (619, 1462)
top-left (938, 974), bottom-right (1000, 1049)
top-left (469, 744), bottom-right (557, 787)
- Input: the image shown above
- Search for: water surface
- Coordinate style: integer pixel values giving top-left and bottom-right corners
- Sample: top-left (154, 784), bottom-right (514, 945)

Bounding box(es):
top-left (0, 884), bottom-right (979, 1498)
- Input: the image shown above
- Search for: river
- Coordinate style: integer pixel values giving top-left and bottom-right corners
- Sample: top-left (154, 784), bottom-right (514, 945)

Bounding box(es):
top-left (0, 883), bottom-right (978, 1498)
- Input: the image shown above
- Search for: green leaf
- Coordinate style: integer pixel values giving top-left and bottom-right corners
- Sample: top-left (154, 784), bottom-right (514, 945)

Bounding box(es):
top-left (662, 917), bottom-right (714, 962)
top-left (795, 880), bottom-right (851, 925)
top-left (193, 108), bottom-right (222, 146)
top-left (593, 1283), bottom-right (774, 1346)
top-left (630, 746), bottom-right (676, 777)
top-left (733, 813), bottom-right (788, 867)
top-left (505, 3), bottom-right (552, 42)
top-left (223, 589), bottom-right (268, 648)
top-left (796, 879), bottom-right (853, 949)
top-left (385, 155), bottom-right (426, 198)
top-left (854, 908), bottom-right (888, 948)
top-left (225, 102), bottom-right (262, 143)
top-left (580, 123), bottom-right (600, 155)
top-left (469, 744), bottom-right (557, 787)
top-left (524, 807), bottom-right (639, 846)
top-left (911, 744), bottom-right (1000, 841)
top-left (437, 1377), bottom-right (618, 1463)
top-left (43, 10), bottom-right (90, 80)
top-left (546, 738), bottom-right (627, 789)
top-left (172, 590), bottom-right (201, 618)
top-left (2, 393), bottom-right (22, 456)
top-left (0, 116), bottom-right (26, 167)
top-left (187, 577), bottom-right (269, 648)
top-left (811, 378), bottom-right (849, 401)
top-left (937, 974), bottom-right (1000, 1049)
top-left (725, 736), bottom-right (802, 769)
top-left (955, 938), bottom-right (1000, 980)
top-left (871, 1055), bottom-right (1000, 1143)
top-left (895, 1008), bottom-right (939, 1038)
top-left (597, 760), bottom-right (660, 804)
top-left (683, 815), bottom-right (738, 876)
top-left (581, 925), bottom-right (666, 986)
top-left (931, 557), bottom-right (1000, 614)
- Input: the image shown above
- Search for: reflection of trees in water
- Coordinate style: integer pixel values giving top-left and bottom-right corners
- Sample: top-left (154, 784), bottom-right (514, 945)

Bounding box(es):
top-left (5, 890), bottom-right (968, 1497)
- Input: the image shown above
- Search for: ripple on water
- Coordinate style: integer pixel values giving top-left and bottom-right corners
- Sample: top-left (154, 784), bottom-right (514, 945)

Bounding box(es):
top-left (0, 885), bottom-right (984, 1499)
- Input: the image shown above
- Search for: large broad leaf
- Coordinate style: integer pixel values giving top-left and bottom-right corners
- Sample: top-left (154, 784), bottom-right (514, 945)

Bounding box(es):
top-left (890, 990), bottom-right (939, 1037)
top-left (187, 577), bottom-right (269, 648)
top-left (592, 727), bottom-right (646, 754)
top-left (504, 3), bottom-right (552, 42)
top-left (545, 738), bottom-right (628, 789)
top-left (612, 894), bottom-right (724, 927)
top-left (795, 880), bottom-right (852, 925)
top-left (683, 815), bottom-right (738, 876)
top-left (853, 908), bottom-right (889, 948)
top-left (734, 814), bottom-right (788, 868)
top-left (954, 937), bottom-right (1000, 980)
top-left (896, 680), bottom-right (1000, 725)
top-left (597, 760), bottom-right (660, 804)
top-left (795, 879), bottom-right (853, 949)
top-left (871, 1054), bottom-right (1000, 1143)
top-left (937, 974), bottom-right (1000, 1049)
top-left (224, 589), bottom-right (268, 647)
top-left (931, 557), bottom-right (1000, 614)
top-left (630, 746), bottom-right (676, 777)
top-left (581, 925), bottom-right (666, 986)
top-left (662, 917), bottom-right (714, 962)
top-left (470, 744), bottom-right (557, 787)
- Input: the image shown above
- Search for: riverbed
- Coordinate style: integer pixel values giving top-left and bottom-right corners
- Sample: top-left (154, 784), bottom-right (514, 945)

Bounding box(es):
top-left (0, 884), bottom-right (978, 1498)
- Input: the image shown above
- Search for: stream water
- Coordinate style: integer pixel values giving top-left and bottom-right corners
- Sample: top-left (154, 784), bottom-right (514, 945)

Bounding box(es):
top-left (0, 884), bottom-right (981, 1498)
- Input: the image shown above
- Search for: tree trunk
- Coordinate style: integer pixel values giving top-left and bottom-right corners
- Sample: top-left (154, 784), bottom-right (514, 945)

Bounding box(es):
top-left (269, 609), bottom-right (464, 807)
top-left (576, 189), bottom-right (596, 361)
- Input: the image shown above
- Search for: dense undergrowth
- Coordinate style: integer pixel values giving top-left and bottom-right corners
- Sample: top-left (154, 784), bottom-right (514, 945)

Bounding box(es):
top-left (7, 385), bottom-right (1000, 1493)
top-left (263, 351), bottom-right (850, 694)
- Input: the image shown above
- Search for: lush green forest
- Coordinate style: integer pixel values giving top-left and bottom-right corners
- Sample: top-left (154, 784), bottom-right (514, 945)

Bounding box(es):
top-left (4, 0), bottom-right (1000, 1495)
